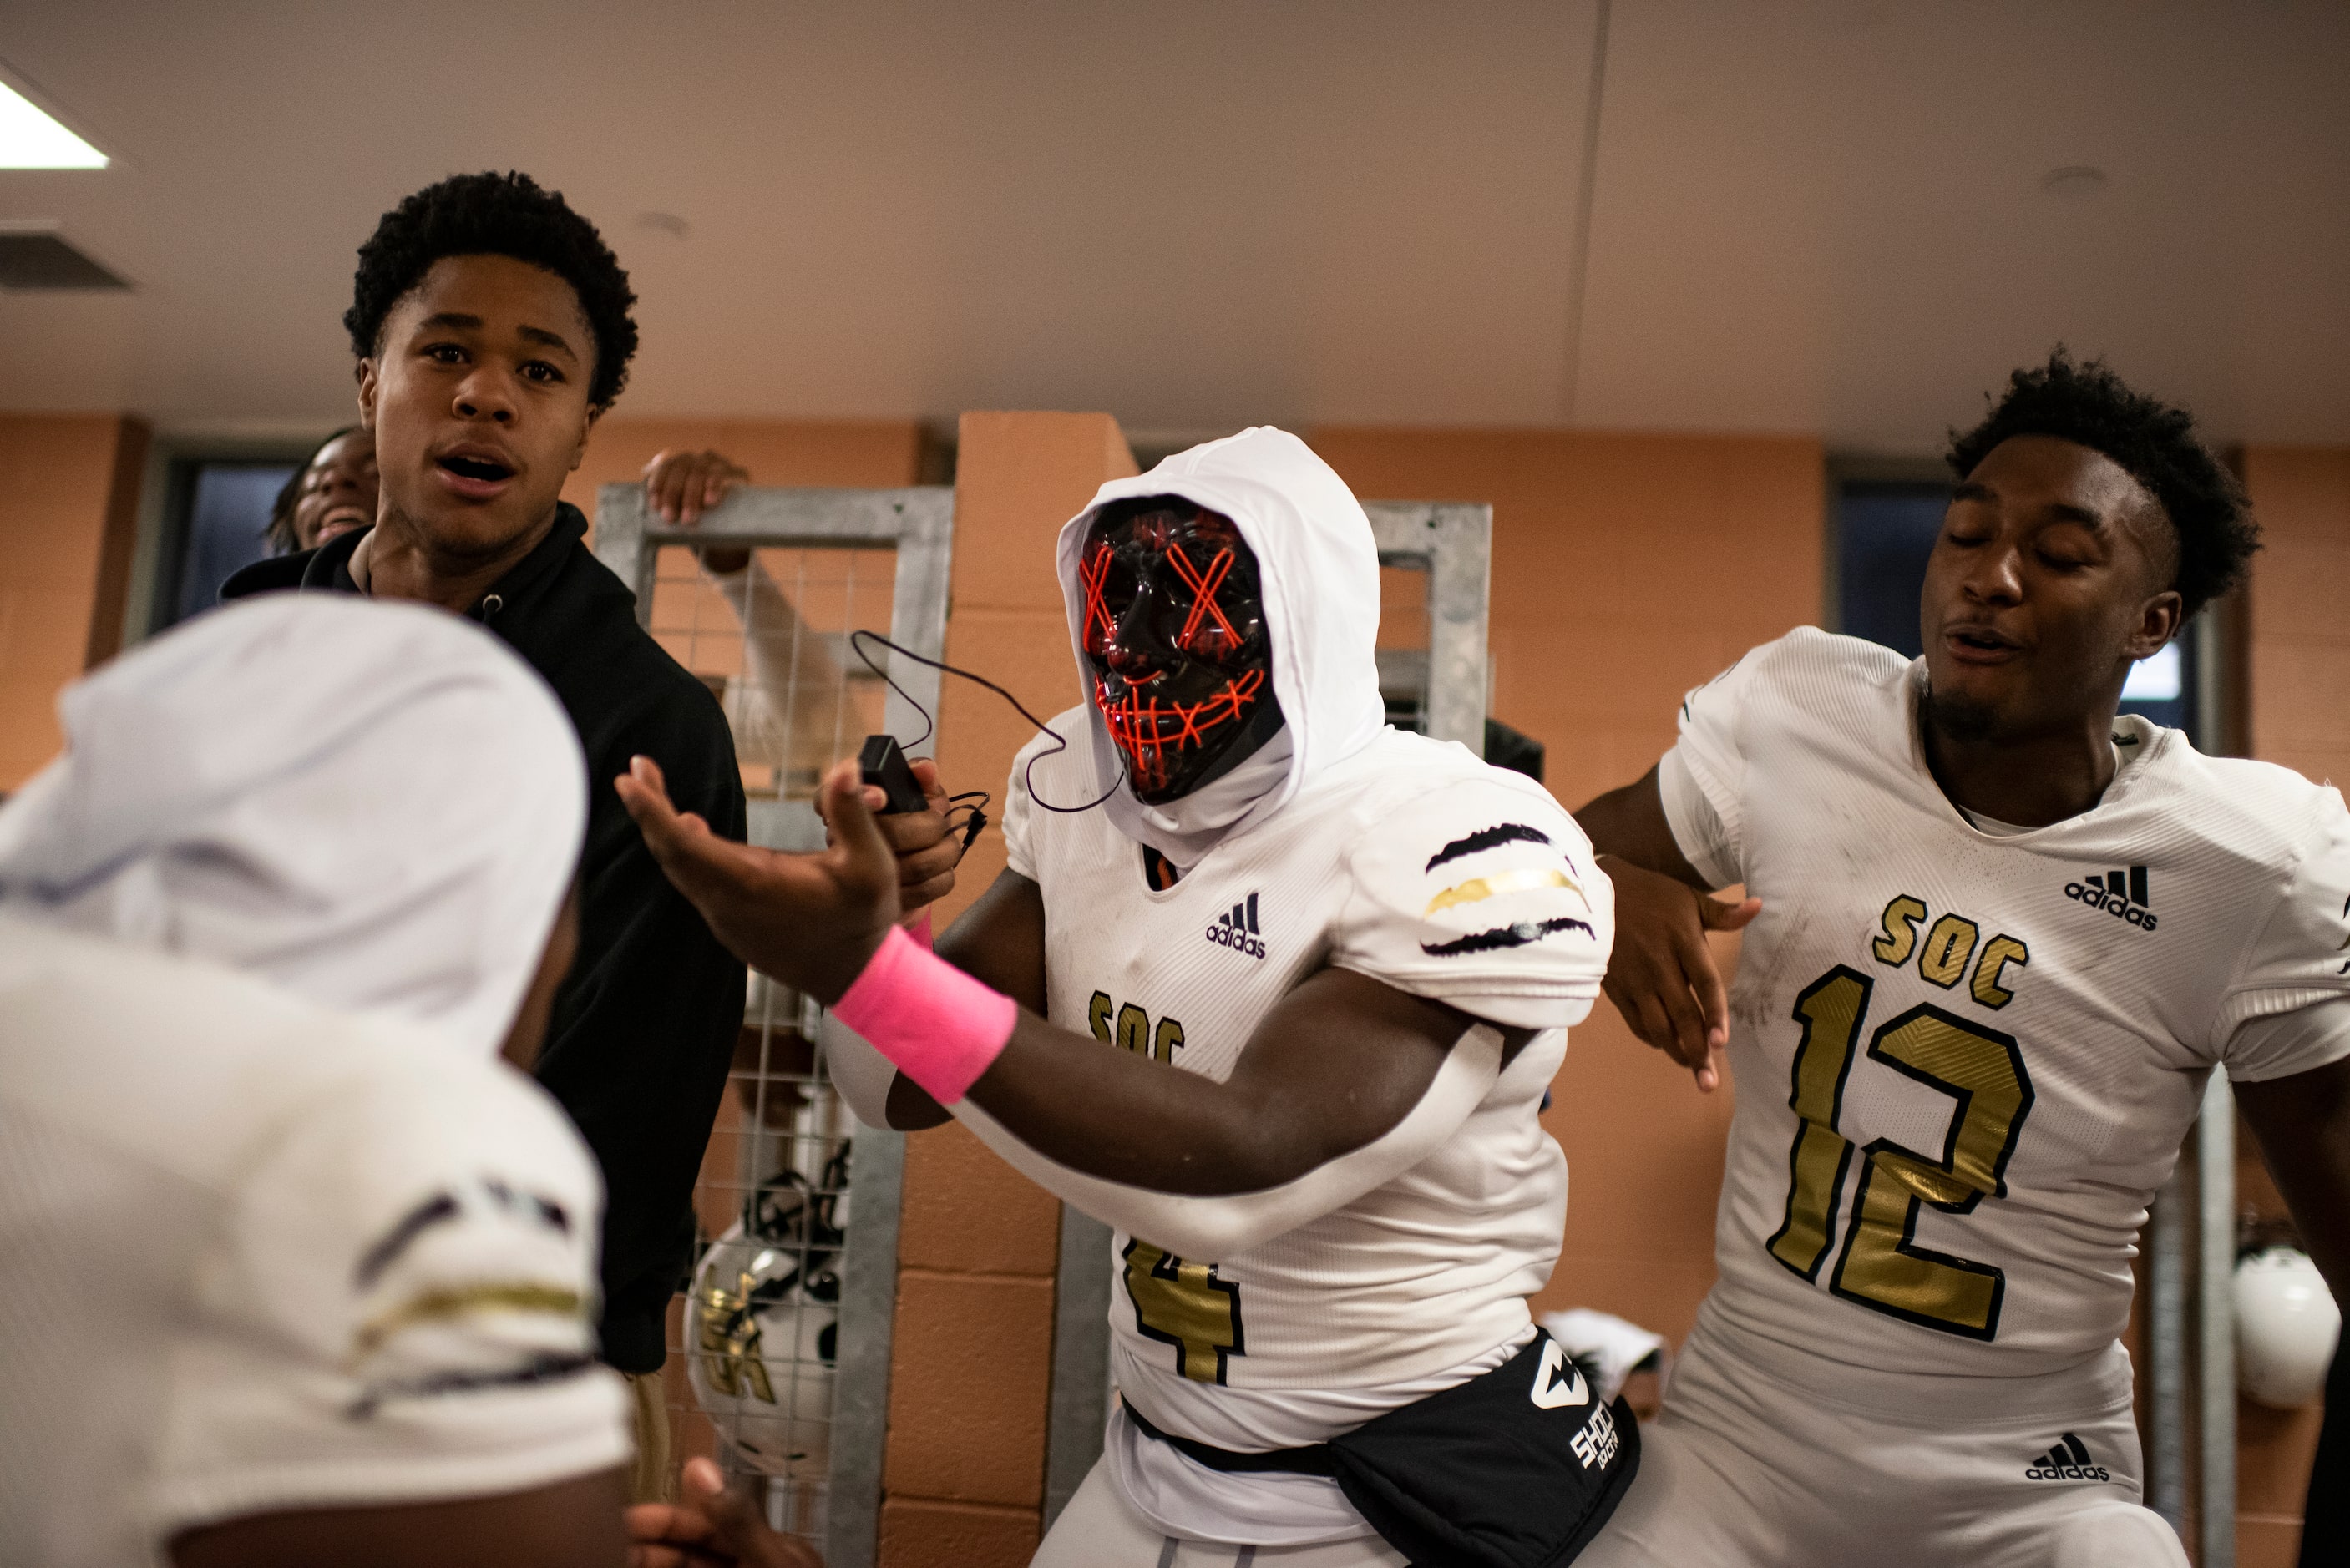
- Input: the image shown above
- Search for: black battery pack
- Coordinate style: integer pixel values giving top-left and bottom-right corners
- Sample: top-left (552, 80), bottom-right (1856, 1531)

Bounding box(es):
top-left (858, 734), bottom-right (928, 814)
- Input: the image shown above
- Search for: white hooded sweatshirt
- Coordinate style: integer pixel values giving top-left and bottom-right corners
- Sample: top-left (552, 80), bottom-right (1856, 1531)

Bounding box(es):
top-left (0, 595), bottom-right (585, 1058)
top-left (1052, 426), bottom-right (1389, 868)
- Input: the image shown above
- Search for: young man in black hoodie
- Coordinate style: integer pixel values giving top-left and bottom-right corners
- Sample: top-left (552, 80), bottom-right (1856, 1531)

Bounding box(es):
top-left (224, 172), bottom-right (746, 1500)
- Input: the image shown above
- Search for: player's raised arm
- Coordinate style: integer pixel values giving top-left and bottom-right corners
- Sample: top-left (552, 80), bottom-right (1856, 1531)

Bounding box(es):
top-left (1577, 762), bottom-right (1758, 1092)
top-left (625, 757), bottom-right (1517, 1245)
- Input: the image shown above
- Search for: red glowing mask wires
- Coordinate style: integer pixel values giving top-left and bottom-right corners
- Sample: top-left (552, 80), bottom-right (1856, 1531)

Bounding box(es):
top-left (1095, 666), bottom-right (1267, 794)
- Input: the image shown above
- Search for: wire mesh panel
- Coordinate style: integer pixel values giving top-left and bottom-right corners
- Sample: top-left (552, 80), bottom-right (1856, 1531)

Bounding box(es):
top-left (646, 544), bottom-right (897, 802)
top-left (595, 484), bottom-right (951, 1568)
top-left (1365, 501), bottom-right (1493, 752)
top-left (1039, 500), bottom-right (1492, 1528)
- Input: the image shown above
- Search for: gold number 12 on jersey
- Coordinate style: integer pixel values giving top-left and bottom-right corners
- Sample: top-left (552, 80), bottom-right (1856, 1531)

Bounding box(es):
top-left (1765, 965), bottom-right (2037, 1340)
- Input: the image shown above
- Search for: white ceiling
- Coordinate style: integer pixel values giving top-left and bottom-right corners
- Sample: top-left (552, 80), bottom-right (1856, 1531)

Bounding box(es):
top-left (1, 1), bottom-right (2344, 449)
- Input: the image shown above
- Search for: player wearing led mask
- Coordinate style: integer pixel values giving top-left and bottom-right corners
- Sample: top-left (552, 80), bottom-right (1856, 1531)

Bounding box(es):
top-left (621, 427), bottom-right (1634, 1567)
top-left (1080, 498), bottom-right (1284, 805)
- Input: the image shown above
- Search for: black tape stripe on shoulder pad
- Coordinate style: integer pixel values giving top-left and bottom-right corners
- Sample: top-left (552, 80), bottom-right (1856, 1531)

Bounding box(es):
top-left (1426, 822), bottom-right (1552, 873)
top-left (1421, 916), bottom-right (1596, 957)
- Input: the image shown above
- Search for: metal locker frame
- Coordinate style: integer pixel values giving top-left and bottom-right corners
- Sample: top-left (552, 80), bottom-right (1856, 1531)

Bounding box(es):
top-left (1041, 500), bottom-right (1495, 1526)
top-left (594, 482), bottom-right (955, 1568)
top-left (2140, 607), bottom-right (2238, 1565)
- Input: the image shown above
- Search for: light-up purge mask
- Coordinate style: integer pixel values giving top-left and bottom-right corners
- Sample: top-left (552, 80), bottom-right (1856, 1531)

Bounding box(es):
top-left (1081, 497), bottom-right (1284, 803)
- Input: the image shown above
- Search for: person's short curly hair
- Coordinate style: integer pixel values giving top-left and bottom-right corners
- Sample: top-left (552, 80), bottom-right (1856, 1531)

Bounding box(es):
top-left (1947, 347), bottom-right (2258, 619)
top-left (344, 171), bottom-right (638, 410)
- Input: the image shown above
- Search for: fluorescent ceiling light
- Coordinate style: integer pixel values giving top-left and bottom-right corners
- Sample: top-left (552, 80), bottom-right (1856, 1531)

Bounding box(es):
top-left (0, 80), bottom-right (106, 169)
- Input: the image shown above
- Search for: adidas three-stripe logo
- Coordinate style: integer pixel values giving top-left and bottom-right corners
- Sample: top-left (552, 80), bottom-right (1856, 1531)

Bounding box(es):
top-left (2061, 863), bottom-right (2157, 932)
top-left (2023, 1432), bottom-right (2112, 1482)
top-left (1204, 892), bottom-right (1267, 959)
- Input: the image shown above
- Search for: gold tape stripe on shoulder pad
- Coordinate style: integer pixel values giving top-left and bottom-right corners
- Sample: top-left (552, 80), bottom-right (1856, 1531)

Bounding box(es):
top-left (1425, 866), bottom-right (1580, 916)
top-left (351, 1282), bottom-right (585, 1363)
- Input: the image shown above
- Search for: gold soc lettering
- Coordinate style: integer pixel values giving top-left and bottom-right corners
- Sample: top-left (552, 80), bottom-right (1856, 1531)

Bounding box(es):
top-left (1870, 895), bottom-right (2029, 1010)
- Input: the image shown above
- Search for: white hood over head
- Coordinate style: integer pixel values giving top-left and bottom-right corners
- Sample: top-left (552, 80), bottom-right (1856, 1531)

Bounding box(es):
top-left (1056, 426), bottom-right (1387, 866)
top-left (0, 595), bottom-right (585, 1058)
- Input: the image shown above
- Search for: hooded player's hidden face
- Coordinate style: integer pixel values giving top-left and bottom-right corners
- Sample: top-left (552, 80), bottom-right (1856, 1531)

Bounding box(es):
top-left (1081, 498), bottom-right (1282, 803)
top-left (1920, 433), bottom-right (2181, 744)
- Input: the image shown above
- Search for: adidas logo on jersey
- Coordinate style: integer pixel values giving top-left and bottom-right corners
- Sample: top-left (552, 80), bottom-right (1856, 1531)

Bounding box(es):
top-left (1205, 893), bottom-right (1267, 959)
top-left (2063, 864), bottom-right (2157, 932)
top-left (2023, 1432), bottom-right (2111, 1482)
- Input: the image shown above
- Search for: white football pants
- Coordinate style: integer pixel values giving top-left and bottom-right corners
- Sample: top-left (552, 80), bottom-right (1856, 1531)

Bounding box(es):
top-left (1032, 1459), bottom-right (1408, 1568)
top-left (1576, 1318), bottom-right (2190, 1568)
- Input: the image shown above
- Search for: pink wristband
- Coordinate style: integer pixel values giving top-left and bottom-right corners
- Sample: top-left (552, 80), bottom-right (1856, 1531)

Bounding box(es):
top-left (906, 908), bottom-right (935, 950)
top-left (830, 925), bottom-right (1016, 1104)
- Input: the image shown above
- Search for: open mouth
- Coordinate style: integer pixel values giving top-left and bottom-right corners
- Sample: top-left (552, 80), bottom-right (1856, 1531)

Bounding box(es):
top-left (438, 453), bottom-right (514, 483)
top-left (1946, 625), bottom-right (2020, 660)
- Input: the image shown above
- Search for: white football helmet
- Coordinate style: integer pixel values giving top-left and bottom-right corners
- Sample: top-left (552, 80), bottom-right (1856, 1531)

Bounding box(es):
top-left (687, 1156), bottom-right (848, 1477)
top-left (2233, 1246), bottom-right (2339, 1409)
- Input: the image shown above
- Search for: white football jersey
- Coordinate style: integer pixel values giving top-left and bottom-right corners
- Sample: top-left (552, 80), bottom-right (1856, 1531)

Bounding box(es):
top-left (1660, 629), bottom-right (2350, 1380)
top-left (1004, 712), bottom-right (1612, 1434)
top-left (0, 915), bottom-right (627, 1568)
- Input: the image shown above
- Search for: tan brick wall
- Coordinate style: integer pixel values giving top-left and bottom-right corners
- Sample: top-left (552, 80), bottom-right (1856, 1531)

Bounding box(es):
top-left (2233, 445), bottom-right (2349, 1565)
top-left (2243, 447), bottom-right (2350, 790)
top-left (0, 412), bottom-right (149, 789)
top-left (561, 417), bottom-right (929, 520)
top-left (879, 1496), bottom-right (1041, 1568)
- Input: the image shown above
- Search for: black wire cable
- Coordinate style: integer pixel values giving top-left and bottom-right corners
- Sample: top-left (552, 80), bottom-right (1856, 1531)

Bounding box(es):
top-left (944, 790), bottom-right (990, 851)
top-left (848, 630), bottom-right (1127, 815)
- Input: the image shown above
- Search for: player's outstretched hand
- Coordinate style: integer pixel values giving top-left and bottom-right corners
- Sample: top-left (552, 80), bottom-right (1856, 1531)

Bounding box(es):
top-left (625, 1456), bottom-right (823, 1567)
top-left (818, 755), bottom-right (963, 913)
top-left (1595, 854), bottom-right (1760, 1093)
top-left (617, 754), bottom-right (899, 1004)
top-left (644, 448), bottom-right (753, 572)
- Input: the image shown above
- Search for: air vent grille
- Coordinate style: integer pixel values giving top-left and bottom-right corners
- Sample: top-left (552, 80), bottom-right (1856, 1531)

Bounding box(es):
top-left (0, 230), bottom-right (128, 291)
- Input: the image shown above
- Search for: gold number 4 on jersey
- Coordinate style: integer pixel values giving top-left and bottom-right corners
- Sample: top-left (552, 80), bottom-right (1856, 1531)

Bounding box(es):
top-left (1123, 1239), bottom-right (1243, 1383)
top-left (1765, 964), bottom-right (2037, 1340)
